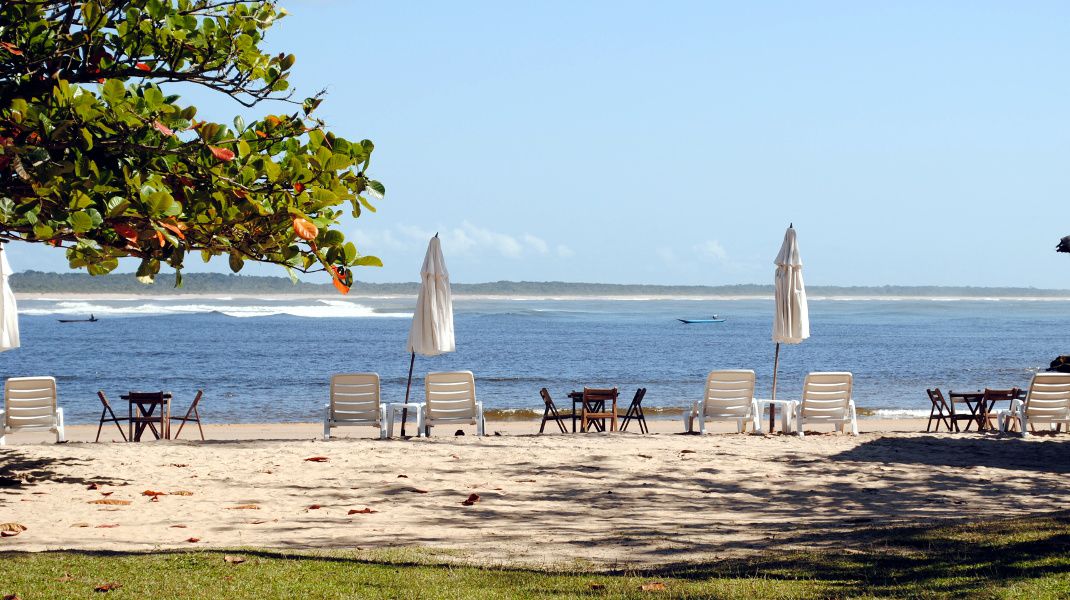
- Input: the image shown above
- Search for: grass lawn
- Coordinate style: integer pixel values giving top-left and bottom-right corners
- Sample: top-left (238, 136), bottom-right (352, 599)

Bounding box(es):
top-left (2, 512), bottom-right (1069, 599)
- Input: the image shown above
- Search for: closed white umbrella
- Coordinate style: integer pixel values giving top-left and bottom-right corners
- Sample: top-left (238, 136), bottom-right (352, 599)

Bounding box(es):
top-left (0, 247), bottom-right (20, 352)
top-left (770, 225), bottom-right (809, 431)
top-left (401, 235), bottom-right (455, 435)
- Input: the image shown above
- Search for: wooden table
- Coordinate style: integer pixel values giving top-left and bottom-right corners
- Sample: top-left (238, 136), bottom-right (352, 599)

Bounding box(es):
top-left (123, 392), bottom-right (172, 441)
top-left (947, 391), bottom-right (986, 432)
top-left (567, 391), bottom-right (618, 432)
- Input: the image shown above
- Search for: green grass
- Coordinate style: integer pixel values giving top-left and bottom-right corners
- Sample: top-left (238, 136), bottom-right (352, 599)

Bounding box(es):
top-left (2, 513), bottom-right (1070, 599)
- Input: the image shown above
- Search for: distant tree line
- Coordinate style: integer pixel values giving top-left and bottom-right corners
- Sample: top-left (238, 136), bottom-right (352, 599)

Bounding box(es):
top-left (9, 271), bottom-right (1070, 297)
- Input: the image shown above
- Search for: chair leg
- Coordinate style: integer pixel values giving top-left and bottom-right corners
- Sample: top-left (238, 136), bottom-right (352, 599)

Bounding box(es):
top-left (323, 404), bottom-right (331, 440)
top-left (95, 407), bottom-right (107, 443)
top-left (55, 408), bottom-right (65, 443)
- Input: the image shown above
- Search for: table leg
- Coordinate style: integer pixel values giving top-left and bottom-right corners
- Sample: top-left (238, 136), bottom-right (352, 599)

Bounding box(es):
top-left (128, 402), bottom-right (134, 442)
top-left (612, 398), bottom-right (618, 431)
top-left (769, 403), bottom-right (776, 433)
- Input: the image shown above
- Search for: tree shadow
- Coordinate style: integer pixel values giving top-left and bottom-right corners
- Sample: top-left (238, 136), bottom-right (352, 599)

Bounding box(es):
top-left (0, 449), bottom-right (126, 494)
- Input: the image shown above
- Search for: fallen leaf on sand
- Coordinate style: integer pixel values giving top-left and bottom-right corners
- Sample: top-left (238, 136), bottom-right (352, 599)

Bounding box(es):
top-left (680, 450), bottom-right (696, 454)
top-left (150, 496), bottom-right (160, 503)
top-left (640, 582), bottom-right (667, 591)
top-left (94, 582), bottom-right (122, 592)
top-left (170, 463), bottom-right (189, 468)
top-left (248, 519), bottom-right (272, 524)
top-left (304, 456), bottom-right (329, 462)
top-left (99, 492), bottom-right (114, 497)
top-left (1, 530), bottom-right (20, 537)
top-left (142, 490), bottom-right (166, 497)
top-left (86, 483), bottom-right (100, 490)
top-left (348, 508), bottom-right (377, 515)
top-left (515, 479), bottom-right (536, 483)
top-left (307, 504), bottom-right (323, 510)
top-left (95, 524), bottom-right (119, 528)
top-left (638, 454), bottom-right (653, 459)
top-left (397, 474), bottom-right (408, 478)
top-left (89, 499), bottom-right (130, 505)
top-left (185, 537), bottom-right (200, 543)
top-left (0, 523), bottom-right (27, 534)
top-left (227, 504), bottom-right (260, 510)
top-left (411, 488), bottom-right (429, 494)
top-left (223, 555), bottom-right (246, 564)
top-left (450, 454), bottom-right (460, 460)
top-left (170, 490), bottom-right (193, 496)
top-left (461, 494), bottom-right (480, 506)
top-left (71, 523), bottom-right (90, 528)
top-left (170, 524), bottom-right (187, 528)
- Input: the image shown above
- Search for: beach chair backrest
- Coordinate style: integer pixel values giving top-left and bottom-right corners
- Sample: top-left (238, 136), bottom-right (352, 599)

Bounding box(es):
top-left (330, 373), bottom-right (381, 422)
top-left (1024, 373), bottom-right (1070, 419)
top-left (800, 372), bottom-right (853, 419)
top-left (703, 370), bottom-right (755, 418)
top-left (4, 377), bottom-right (57, 431)
top-left (425, 371), bottom-right (477, 420)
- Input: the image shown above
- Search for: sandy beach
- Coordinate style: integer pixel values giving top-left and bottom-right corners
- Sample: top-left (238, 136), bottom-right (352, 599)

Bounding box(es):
top-left (3, 419), bottom-right (1067, 568)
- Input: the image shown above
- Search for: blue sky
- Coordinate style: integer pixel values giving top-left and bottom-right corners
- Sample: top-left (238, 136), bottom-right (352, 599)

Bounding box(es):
top-left (9, 1), bottom-right (1070, 287)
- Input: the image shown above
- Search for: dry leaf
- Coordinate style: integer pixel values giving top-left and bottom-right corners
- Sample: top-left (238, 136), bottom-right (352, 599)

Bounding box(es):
top-left (307, 504), bottom-right (323, 510)
top-left (249, 519), bottom-right (271, 524)
top-left (227, 504), bottom-right (260, 510)
top-left (348, 508), bottom-right (378, 515)
top-left (71, 523), bottom-right (90, 528)
top-left (170, 464), bottom-right (189, 468)
top-left (142, 490), bottom-right (167, 497)
top-left (1, 531), bottom-right (20, 537)
top-left (150, 496), bottom-right (160, 503)
top-left (185, 537), bottom-right (200, 543)
top-left (170, 490), bottom-right (193, 496)
top-left (95, 524), bottom-right (119, 529)
top-left (640, 582), bottom-right (667, 591)
top-left (397, 474), bottom-right (408, 478)
top-left (86, 483), bottom-right (101, 490)
top-left (0, 523), bottom-right (27, 533)
top-left (89, 499), bottom-right (131, 505)
top-left (223, 555), bottom-right (246, 564)
top-left (304, 456), bottom-right (329, 462)
top-left (638, 454), bottom-right (653, 459)
top-left (100, 492), bottom-right (114, 497)
top-left (461, 494), bottom-right (480, 506)
top-left (680, 450), bottom-right (696, 454)
top-left (411, 488), bottom-right (429, 494)
top-left (589, 583), bottom-right (606, 590)
top-left (3, 594), bottom-right (21, 600)
top-left (94, 582), bottom-right (122, 592)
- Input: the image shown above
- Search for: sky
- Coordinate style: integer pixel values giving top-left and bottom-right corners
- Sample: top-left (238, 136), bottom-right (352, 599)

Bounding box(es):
top-left (8, 1), bottom-right (1070, 287)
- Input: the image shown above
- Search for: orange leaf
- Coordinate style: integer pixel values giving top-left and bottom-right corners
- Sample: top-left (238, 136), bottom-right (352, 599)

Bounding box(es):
top-left (89, 499), bottom-right (131, 505)
top-left (292, 218), bottom-right (318, 241)
top-left (231, 189), bottom-right (248, 199)
top-left (160, 221), bottom-right (186, 239)
top-left (330, 265), bottom-right (350, 295)
top-left (185, 537), bottom-right (200, 543)
top-left (0, 41), bottom-right (23, 56)
top-left (293, 182), bottom-right (304, 193)
top-left (304, 456), bottom-right (329, 462)
top-left (135, 62), bottom-right (150, 71)
top-left (94, 582), bottom-right (122, 592)
top-left (255, 130), bottom-right (267, 138)
top-left (155, 230), bottom-right (165, 247)
top-left (142, 490), bottom-right (166, 497)
top-left (95, 524), bottom-right (119, 528)
top-left (461, 493), bottom-right (480, 506)
top-left (153, 121), bottom-right (174, 136)
top-left (265, 115), bottom-right (281, 127)
top-left (113, 224), bottom-right (138, 244)
top-left (209, 146), bottom-right (235, 162)
top-left (348, 508), bottom-right (378, 515)
top-left (640, 582), bottom-right (667, 592)
top-left (170, 524), bottom-right (187, 528)
top-left (307, 504), bottom-right (322, 510)
top-left (170, 490), bottom-right (193, 496)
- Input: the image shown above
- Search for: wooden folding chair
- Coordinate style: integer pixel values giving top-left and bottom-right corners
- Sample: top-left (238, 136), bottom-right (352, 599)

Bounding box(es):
top-left (982, 388), bottom-right (1019, 432)
top-left (581, 387), bottom-right (618, 432)
top-left (925, 388), bottom-right (953, 432)
top-left (95, 391), bottom-right (128, 442)
top-left (618, 388), bottom-right (648, 433)
top-left (538, 388), bottom-right (571, 433)
top-left (171, 390), bottom-right (204, 440)
top-left (947, 390), bottom-right (984, 432)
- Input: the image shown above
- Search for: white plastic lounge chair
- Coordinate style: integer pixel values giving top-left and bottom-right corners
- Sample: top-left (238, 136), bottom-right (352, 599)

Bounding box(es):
top-left (685, 370), bottom-right (759, 434)
top-left (795, 372), bottom-right (857, 436)
top-left (424, 371), bottom-right (484, 436)
top-left (323, 373), bottom-right (386, 440)
top-left (999, 372), bottom-right (1070, 437)
top-left (1, 376), bottom-right (65, 445)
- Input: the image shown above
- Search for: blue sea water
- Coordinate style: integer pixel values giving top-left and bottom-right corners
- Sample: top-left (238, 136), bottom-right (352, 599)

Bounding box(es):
top-left (6, 295), bottom-right (1068, 424)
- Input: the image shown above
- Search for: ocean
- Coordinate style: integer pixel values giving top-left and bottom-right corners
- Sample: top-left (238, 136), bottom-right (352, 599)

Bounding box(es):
top-left (7, 295), bottom-right (1068, 425)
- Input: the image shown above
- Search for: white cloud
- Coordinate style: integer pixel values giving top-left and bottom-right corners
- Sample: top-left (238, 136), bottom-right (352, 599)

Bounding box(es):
top-left (523, 234), bottom-right (550, 255)
top-left (354, 222), bottom-right (562, 260)
top-left (556, 245), bottom-right (575, 259)
top-left (693, 240), bottom-right (728, 263)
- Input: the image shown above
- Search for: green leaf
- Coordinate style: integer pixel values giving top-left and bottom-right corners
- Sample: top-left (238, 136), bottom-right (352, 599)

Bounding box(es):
top-left (228, 252), bottom-right (244, 273)
top-left (135, 258), bottom-right (160, 284)
top-left (70, 211), bottom-right (93, 233)
top-left (102, 79), bottom-right (125, 103)
top-left (354, 255), bottom-right (383, 267)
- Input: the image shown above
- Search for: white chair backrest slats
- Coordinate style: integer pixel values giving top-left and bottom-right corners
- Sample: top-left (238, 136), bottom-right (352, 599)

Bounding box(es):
top-left (800, 372), bottom-right (853, 419)
top-left (330, 373), bottom-right (380, 423)
top-left (703, 370), bottom-right (756, 418)
top-left (1025, 373), bottom-right (1070, 419)
top-left (5, 377), bottom-right (58, 430)
top-left (425, 371), bottom-right (477, 420)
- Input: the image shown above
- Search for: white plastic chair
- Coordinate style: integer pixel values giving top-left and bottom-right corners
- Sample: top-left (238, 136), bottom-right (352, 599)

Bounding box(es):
top-left (685, 370), bottom-right (759, 434)
top-left (323, 373), bottom-right (386, 440)
top-left (795, 372), bottom-right (857, 436)
top-left (1, 376), bottom-right (65, 445)
top-left (999, 372), bottom-right (1070, 437)
top-left (425, 371), bottom-right (484, 436)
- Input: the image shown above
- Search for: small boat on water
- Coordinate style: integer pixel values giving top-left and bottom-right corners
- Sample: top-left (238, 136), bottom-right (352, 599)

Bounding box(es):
top-left (678, 315), bottom-right (725, 324)
top-left (58, 314), bottom-right (98, 323)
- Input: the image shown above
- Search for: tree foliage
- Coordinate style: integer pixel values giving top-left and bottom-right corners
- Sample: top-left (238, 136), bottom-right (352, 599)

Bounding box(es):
top-left (0, 0), bottom-right (384, 291)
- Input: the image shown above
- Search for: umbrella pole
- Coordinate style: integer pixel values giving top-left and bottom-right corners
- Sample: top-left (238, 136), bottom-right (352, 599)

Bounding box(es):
top-left (770, 343), bottom-right (781, 433)
top-left (401, 351), bottom-right (415, 438)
